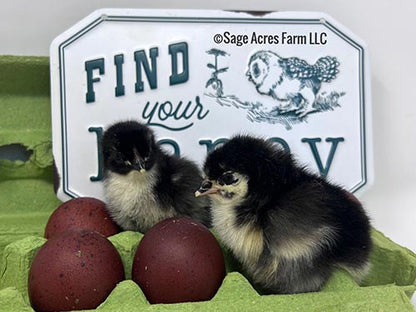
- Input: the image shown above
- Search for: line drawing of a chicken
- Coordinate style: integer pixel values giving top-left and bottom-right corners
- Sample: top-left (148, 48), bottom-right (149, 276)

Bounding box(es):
top-left (246, 50), bottom-right (340, 117)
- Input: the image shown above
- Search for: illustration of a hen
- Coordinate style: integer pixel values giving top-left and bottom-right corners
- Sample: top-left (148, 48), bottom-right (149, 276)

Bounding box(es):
top-left (246, 51), bottom-right (340, 117)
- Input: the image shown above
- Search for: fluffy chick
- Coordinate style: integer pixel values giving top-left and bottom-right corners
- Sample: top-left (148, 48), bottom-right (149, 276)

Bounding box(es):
top-left (102, 120), bottom-right (211, 233)
top-left (196, 135), bottom-right (371, 294)
top-left (246, 51), bottom-right (339, 117)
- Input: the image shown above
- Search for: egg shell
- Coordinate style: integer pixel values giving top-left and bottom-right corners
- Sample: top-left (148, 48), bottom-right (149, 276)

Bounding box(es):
top-left (44, 197), bottom-right (120, 239)
top-left (28, 229), bottom-right (125, 311)
top-left (345, 191), bottom-right (361, 205)
top-left (132, 217), bottom-right (226, 304)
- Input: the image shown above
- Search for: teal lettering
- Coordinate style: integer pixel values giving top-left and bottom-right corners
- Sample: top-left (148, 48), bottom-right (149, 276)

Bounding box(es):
top-left (199, 138), bottom-right (228, 153)
top-left (159, 101), bottom-right (173, 121)
top-left (194, 96), bottom-right (210, 120)
top-left (85, 58), bottom-right (105, 103)
top-left (158, 139), bottom-right (180, 156)
top-left (169, 42), bottom-right (189, 85)
top-left (268, 137), bottom-right (290, 153)
top-left (142, 101), bottom-right (158, 122)
top-left (114, 54), bottom-right (125, 97)
top-left (170, 96), bottom-right (209, 121)
top-left (134, 47), bottom-right (159, 92)
top-left (301, 137), bottom-right (345, 177)
top-left (141, 96), bottom-right (209, 131)
top-left (88, 126), bottom-right (104, 181)
top-left (174, 100), bottom-right (194, 120)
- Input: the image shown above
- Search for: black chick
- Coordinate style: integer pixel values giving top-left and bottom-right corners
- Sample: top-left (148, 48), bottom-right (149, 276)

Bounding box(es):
top-left (246, 51), bottom-right (339, 117)
top-left (195, 135), bottom-right (371, 294)
top-left (101, 120), bottom-right (211, 233)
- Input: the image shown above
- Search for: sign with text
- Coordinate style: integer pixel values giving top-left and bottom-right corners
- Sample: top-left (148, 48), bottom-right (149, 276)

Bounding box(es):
top-left (50, 9), bottom-right (373, 201)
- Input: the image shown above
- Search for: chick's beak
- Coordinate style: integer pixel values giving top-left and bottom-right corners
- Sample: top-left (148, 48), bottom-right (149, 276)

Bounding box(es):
top-left (132, 158), bottom-right (146, 174)
top-left (245, 69), bottom-right (252, 80)
top-left (195, 179), bottom-right (219, 197)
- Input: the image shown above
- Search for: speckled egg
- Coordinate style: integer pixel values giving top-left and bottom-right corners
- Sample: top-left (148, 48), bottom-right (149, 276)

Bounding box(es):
top-left (132, 217), bottom-right (225, 304)
top-left (28, 229), bottom-right (124, 311)
top-left (44, 197), bottom-right (120, 239)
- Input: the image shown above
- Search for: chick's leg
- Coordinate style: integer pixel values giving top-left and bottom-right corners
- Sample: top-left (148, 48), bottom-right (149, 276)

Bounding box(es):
top-left (296, 88), bottom-right (316, 118)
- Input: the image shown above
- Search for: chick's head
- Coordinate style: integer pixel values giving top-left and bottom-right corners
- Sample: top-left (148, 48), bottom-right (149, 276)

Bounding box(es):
top-left (102, 121), bottom-right (158, 175)
top-left (196, 135), bottom-right (286, 204)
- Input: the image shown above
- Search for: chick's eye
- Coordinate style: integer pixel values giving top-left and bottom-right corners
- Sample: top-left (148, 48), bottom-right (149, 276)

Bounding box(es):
top-left (219, 172), bottom-right (238, 186)
top-left (252, 63), bottom-right (260, 78)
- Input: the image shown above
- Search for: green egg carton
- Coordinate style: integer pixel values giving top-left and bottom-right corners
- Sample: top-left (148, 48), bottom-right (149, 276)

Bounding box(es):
top-left (1, 55), bottom-right (416, 312)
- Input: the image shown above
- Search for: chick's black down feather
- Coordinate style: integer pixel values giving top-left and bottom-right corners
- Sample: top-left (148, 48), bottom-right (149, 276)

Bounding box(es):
top-left (199, 135), bottom-right (371, 294)
top-left (101, 120), bottom-right (211, 233)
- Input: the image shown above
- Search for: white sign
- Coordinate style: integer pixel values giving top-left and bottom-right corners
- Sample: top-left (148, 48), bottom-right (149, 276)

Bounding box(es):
top-left (50, 9), bottom-right (373, 202)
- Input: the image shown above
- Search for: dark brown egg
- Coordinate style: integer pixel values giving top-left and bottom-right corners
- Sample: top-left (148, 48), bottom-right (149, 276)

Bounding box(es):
top-left (28, 229), bottom-right (124, 311)
top-left (44, 197), bottom-right (120, 239)
top-left (345, 191), bottom-right (361, 205)
top-left (132, 217), bottom-right (225, 304)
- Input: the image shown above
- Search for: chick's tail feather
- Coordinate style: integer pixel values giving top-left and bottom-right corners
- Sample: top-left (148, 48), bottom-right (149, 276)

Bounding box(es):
top-left (314, 56), bottom-right (339, 82)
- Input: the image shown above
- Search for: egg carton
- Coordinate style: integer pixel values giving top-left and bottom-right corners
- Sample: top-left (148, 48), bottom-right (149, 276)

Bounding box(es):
top-left (1, 56), bottom-right (416, 311)
top-left (0, 228), bottom-right (416, 312)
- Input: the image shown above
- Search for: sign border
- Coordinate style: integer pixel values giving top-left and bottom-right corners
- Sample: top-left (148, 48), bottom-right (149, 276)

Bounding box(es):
top-left (51, 10), bottom-right (371, 200)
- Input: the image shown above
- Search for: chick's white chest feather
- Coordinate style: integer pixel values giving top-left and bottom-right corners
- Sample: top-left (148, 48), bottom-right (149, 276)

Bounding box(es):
top-left (210, 180), bottom-right (264, 268)
top-left (274, 78), bottom-right (303, 99)
top-left (104, 169), bottom-right (175, 232)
